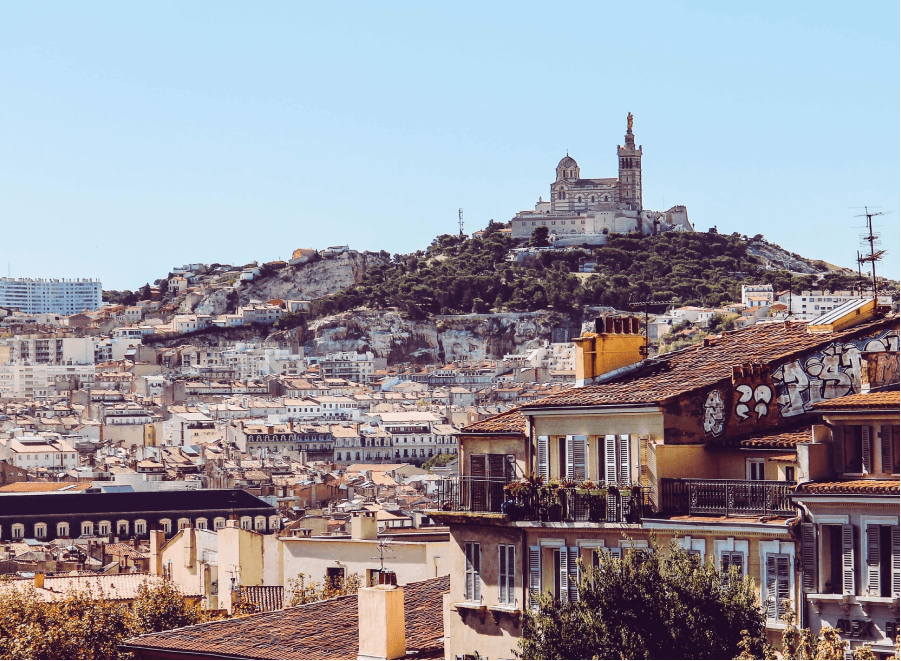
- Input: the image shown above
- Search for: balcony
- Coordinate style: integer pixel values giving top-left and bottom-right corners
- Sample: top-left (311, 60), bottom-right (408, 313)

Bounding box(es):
top-left (435, 476), bottom-right (648, 524)
top-left (659, 478), bottom-right (795, 517)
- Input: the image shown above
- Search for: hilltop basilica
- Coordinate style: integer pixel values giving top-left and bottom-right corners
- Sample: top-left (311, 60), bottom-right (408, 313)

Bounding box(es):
top-left (509, 114), bottom-right (692, 244)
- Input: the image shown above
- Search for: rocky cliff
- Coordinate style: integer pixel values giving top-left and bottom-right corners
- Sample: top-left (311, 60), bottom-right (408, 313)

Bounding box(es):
top-left (193, 251), bottom-right (388, 316)
top-left (288, 310), bottom-right (581, 364)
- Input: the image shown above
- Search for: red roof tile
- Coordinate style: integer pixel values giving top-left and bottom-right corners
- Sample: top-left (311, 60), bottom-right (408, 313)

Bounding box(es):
top-left (811, 390), bottom-right (899, 411)
top-left (524, 318), bottom-right (897, 409)
top-left (736, 425), bottom-right (809, 449)
top-left (796, 480), bottom-right (900, 495)
top-left (460, 408), bottom-right (527, 435)
top-left (121, 575), bottom-right (450, 659)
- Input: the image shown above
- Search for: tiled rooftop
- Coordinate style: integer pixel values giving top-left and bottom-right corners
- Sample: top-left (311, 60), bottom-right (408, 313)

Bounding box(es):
top-left (122, 575), bottom-right (450, 659)
top-left (796, 480), bottom-right (900, 495)
top-left (460, 408), bottom-right (527, 435)
top-left (524, 318), bottom-right (896, 409)
top-left (811, 390), bottom-right (900, 410)
top-left (736, 425), bottom-right (810, 449)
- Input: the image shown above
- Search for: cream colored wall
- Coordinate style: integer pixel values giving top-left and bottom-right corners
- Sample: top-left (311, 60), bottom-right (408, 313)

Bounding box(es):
top-left (158, 528), bottom-right (220, 609)
top-left (460, 436), bottom-right (527, 477)
top-left (280, 537), bottom-right (450, 587)
top-left (218, 524), bottom-right (265, 612)
top-left (654, 444), bottom-right (719, 480)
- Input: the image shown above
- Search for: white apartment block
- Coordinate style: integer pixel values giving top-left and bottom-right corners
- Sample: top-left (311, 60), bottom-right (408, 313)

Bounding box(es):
top-left (0, 278), bottom-right (101, 315)
top-left (0, 364), bottom-right (95, 398)
top-left (778, 290), bottom-right (893, 322)
top-left (1, 336), bottom-right (95, 366)
top-left (0, 435), bottom-right (78, 470)
top-left (318, 351), bottom-right (386, 383)
top-left (741, 284), bottom-right (774, 308)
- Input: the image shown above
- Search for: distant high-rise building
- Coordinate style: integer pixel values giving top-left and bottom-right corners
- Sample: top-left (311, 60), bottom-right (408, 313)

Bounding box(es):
top-left (0, 277), bottom-right (102, 315)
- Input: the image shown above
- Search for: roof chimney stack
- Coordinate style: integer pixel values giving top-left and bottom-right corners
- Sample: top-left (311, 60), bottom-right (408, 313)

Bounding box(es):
top-left (357, 583), bottom-right (405, 660)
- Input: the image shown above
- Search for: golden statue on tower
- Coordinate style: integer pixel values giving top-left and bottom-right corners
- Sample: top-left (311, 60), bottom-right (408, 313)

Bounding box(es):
top-left (627, 112), bottom-right (633, 131)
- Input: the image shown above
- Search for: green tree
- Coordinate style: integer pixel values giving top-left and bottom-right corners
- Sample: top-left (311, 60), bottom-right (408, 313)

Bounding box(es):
top-left (529, 226), bottom-right (551, 247)
top-left (517, 537), bottom-right (765, 660)
top-left (139, 283), bottom-right (152, 301)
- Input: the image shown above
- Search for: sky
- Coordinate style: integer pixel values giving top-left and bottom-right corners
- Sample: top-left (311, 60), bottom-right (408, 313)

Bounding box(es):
top-left (1, 1), bottom-right (898, 290)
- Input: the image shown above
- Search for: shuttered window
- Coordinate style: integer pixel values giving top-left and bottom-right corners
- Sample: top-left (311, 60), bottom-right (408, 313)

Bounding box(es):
top-left (721, 552), bottom-right (745, 584)
top-left (565, 435), bottom-right (587, 481)
top-left (866, 524), bottom-right (900, 598)
top-left (464, 542), bottom-right (481, 602)
top-left (765, 554), bottom-right (791, 621)
top-left (537, 436), bottom-right (549, 480)
top-left (558, 547), bottom-right (568, 603)
top-left (498, 545), bottom-right (516, 605)
top-left (841, 524), bottom-right (855, 596)
top-left (602, 434), bottom-right (631, 484)
top-left (528, 546), bottom-right (540, 609)
top-left (800, 523), bottom-right (817, 593)
top-left (567, 546), bottom-right (579, 603)
top-left (881, 425), bottom-right (900, 474)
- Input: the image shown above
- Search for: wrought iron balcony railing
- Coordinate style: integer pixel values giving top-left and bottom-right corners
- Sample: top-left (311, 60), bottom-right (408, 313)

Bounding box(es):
top-left (660, 478), bottom-right (794, 517)
top-left (435, 476), bottom-right (648, 524)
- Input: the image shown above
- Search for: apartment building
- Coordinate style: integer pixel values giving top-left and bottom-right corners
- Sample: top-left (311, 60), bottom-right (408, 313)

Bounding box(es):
top-left (431, 307), bottom-right (899, 659)
top-left (318, 351), bottom-right (386, 384)
top-left (0, 278), bottom-right (101, 315)
top-left (0, 434), bottom-right (78, 471)
top-left (778, 290), bottom-right (893, 322)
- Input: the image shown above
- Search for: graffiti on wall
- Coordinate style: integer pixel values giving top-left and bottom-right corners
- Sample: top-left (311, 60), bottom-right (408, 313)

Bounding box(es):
top-left (735, 384), bottom-right (772, 421)
top-left (771, 328), bottom-right (899, 417)
top-left (703, 390), bottom-right (725, 436)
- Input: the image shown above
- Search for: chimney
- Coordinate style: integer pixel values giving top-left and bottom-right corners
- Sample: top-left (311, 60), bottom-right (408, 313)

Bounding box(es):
top-left (573, 316), bottom-right (647, 386)
top-left (34, 572), bottom-right (44, 589)
top-left (149, 529), bottom-right (166, 576)
top-left (357, 583), bottom-right (405, 660)
top-left (350, 511), bottom-right (378, 540)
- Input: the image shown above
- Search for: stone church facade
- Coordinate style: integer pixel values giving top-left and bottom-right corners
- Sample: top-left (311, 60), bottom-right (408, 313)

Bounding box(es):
top-left (510, 114), bottom-right (692, 244)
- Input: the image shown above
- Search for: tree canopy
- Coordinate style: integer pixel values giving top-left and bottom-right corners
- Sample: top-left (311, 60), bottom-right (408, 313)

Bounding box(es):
top-left (517, 537), bottom-right (765, 660)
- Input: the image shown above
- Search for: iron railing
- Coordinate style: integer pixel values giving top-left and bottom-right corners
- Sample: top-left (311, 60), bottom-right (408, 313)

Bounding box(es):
top-left (435, 477), bottom-right (648, 524)
top-left (660, 478), bottom-right (794, 517)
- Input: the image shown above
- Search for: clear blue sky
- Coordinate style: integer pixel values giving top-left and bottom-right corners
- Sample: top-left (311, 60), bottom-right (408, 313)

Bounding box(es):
top-left (1, 1), bottom-right (898, 290)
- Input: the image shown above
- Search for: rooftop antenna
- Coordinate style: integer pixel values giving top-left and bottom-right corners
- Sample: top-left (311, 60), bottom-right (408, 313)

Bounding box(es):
top-left (852, 206), bottom-right (889, 301)
top-left (370, 537), bottom-right (395, 574)
top-left (458, 208), bottom-right (464, 237)
top-left (627, 299), bottom-right (678, 355)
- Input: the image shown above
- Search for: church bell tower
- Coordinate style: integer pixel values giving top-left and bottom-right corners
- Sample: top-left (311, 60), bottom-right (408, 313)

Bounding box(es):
top-left (617, 113), bottom-right (643, 210)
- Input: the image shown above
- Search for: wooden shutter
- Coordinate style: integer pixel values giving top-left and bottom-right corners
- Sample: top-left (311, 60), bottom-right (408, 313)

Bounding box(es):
top-left (559, 547), bottom-right (569, 603)
top-left (608, 547), bottom-right (622, 559)
top-left (465, 542), bottom-right (474, 600)
top-left (880, 426), bottom-right (893, 475)
top-left (861, 426), bottom-right (872, 474)
top-left (866, 524), bottom-right (881, 596)
top-left (472, 543), bottom-right (481, 601)
top-left (507, 546), bottom-right (515, 605)
top-left (842, 524), bottom-right (855, 596)
top-left (776, 555), bottom-right (791, 618)
top-left (528, 546), bottom-right (540, 609)
top-left (833, 427), bottom-right (845, 474)
top-left (498, 544), bottom-right (506, 603)
top-left (565, 436), bottom-right (575, 480)
top-left (568, 546), bottom-right (579, 603)
top-left (571, 436), bottom-right (587, 481)
top-left (732, 553), bottom-right (745, 577)
top-left (619, 434), bottom-right (631, 483)
top-left (604, 435), bottom-right (618, 483)
top-left (765, 555), bottom-right (778, 620)
top-left (470, 454), bottom-right (486, 477)
top-left (488, 454), bottom-right (505, 479)
top-left (892, 526), bottom-right (900, 598)
top-left (537, 436), bottom-right (549, 480)
top-left (801, 523), bottom-right (818, 593)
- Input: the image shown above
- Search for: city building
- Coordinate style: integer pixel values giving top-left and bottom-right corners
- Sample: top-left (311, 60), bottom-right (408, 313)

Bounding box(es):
top-left (0, 278), bottom-right (101, 315)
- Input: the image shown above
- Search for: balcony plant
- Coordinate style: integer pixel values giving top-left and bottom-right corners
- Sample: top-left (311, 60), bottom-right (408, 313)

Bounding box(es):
top-left (538, 479), bottom-right (566, 522)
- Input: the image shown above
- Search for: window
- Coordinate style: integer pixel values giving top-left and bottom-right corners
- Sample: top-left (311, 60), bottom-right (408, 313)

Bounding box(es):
top-left (11, 524), bottom-right (24, 540)
top-left (240, 517), bottom-right (252, 530)
top-left (34, 523), bottom-right (47, 539)
top-left (196, 518), bottom-right (208, 530)
top-left (881, 425), bottom-right (900, 474)
top-left (135, 520), bottom-right (147, 535)
top-left (721, 551), bottom-right (744, 582)
top-left (326, 566), bottom-right (346, 587)
top-left (57, 522), bottom-right (70, 538)
top-left (178, 518), bottom-right (191, 530)
top-left (81, 521), bottom-right (94, 536)
top-left (255, 516), bottom-right (267, 531)
top-left (160, 519), bottom-right (172, 534)
top-left (865, 524), bottom-right (900, 598)
top-left (464, 542), bottom-right (481, 602)
top-left (499, 544), bottom-right (516, 605)
top-left (784, 466), bottom-right (795, 482)
top-left (599, 434), bottom-right (631, 484)
top-left (764, 554), bottom-right (791, 621)
top-left (746, 458), bottom-right (765, 481)
top-left (116, 520), bottom-right (129, 536)
top-left (834, 426), bottom-right (872, 474)
top-left (214, 518), bottom-right (226, 530)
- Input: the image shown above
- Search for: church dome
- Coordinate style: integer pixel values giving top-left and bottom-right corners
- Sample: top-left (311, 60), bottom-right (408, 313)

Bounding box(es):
top-left (557, 155), bottom-right (578, 169)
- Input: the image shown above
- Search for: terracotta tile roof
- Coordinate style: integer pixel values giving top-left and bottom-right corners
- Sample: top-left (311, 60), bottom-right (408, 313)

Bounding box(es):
top-left (235, 585), bottom-right (284, 613)
top-left (460, 408), bottom-right (527, 435)
top-left (104, 543), bottom-right (148, 559)
top-left (796, 480), bottom-right (900, 495)
top-left (736, 425), bottom-right (809, 449)
top-left (0, 573), bottom-right (200, 601)
top-left (811, 390), bottom-right (900, 410)
top-left (0, 482), bottom-right (92, 493)
top-left (523, 318), bottom-right (897, 409)
top-left (121, 575), bottom-right (450, 659)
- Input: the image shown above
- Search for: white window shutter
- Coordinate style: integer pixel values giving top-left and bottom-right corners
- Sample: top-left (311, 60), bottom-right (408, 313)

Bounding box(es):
top-left (800, 523), bottom-right (817, 593)
top-left (537, 436), bottom-right (549, 480)
top-left (559, 547), bottom-right (569, 603)
top-left (571, 435), bottom-right (587, 481)
top-left (892, 526), bottom-right (900, 598)
top-left (565, 435), bottom-right (575, 480)
top-left (604, 435), bottom-right (618, 483)
top-left (473, 543), bottom-right (481, 601)
top-left (765, 555), bottom-right (778, 620)
top-left (842, 524), bottom-right (855, 596)
top-left (880, 426), bottom-right (893, 475)
top-left (861, 426), bottom-right (872, 474)
top-left (608, 547), bottom-right (622, 559)
top-left (832, 427), bottom-right (845, 474)
top-left (619, 434), bottom-right (631, 484)
top-left (568, 546), bottom-right (579, 603)
top-left (776, 555), bottom-right (791, 618)
top-left (528, 546), bottom-right (541, 609)
top-left (465, 543), bottom-right (474, 600)
top-left (498, 545), bottom-right (506, 603)
top-left (866, 524), bottom-right (881, 596)
top-left (507, 546), bottom-right (516, 605)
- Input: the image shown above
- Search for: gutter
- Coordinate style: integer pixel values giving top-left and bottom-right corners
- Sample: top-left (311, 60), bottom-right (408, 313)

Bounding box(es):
top-left (118, 644), bottom-right (253, 659)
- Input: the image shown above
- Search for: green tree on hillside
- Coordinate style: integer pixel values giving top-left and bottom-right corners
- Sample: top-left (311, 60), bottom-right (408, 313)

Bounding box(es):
top-left (529, 226), bottom-right (551, 247)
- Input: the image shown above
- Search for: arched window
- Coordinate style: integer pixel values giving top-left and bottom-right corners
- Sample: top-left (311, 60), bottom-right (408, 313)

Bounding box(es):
top-left (254, 516), bottom-right (266, 531)
top-left (577, 197), bottom-right (581, 203)
top-left (116, 520), bottom-right (129, 536)
top-left (591, 196), bottom-right (596, 202)
top-left (11, 524), bottom-right (24, 540)
top-left (240, 517), bottom-right (252, 530)
top-left (214, 517), bottom-right (226, 530)
top-left (269, 516), bottom-right (280, 531)
top-left (34, 523), bottom-right (47, 539)
top-left (81, 521), bottom-right (94, 536)
top-left (135, 520), bottom-right (147, 535)
top-left (196, 518), bottom-right (208, 530)
top-left (98, 520), bottom-right (111, 535)
top-left (57, 522), bottom-right (70, 538)
top-left (160, 519), bottom-right (172, 534)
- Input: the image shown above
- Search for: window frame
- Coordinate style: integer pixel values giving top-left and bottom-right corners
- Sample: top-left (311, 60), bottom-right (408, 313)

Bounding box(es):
top-left (464, 541), bottom-right (481, 603)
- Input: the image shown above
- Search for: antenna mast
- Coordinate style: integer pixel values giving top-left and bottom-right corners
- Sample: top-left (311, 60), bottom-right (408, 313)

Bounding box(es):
top-left (853, 206), bottom-right (888, 301)
top-left (458, 208), bottom-right (464, 237)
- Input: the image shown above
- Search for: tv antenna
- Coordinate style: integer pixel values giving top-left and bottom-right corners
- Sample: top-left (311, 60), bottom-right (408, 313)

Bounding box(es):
top-left (458, 208), bottom-right (464, 237)
top-left (852, 206), bottom-right (890, 300)
top-left (370, 537), bottom-right (395, 573)
top-left (628, 299), bottom-right (678, 354)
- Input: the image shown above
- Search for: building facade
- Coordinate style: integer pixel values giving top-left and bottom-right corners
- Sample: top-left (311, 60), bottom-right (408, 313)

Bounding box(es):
top-left (0, 278), bottom-right (101, 315)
